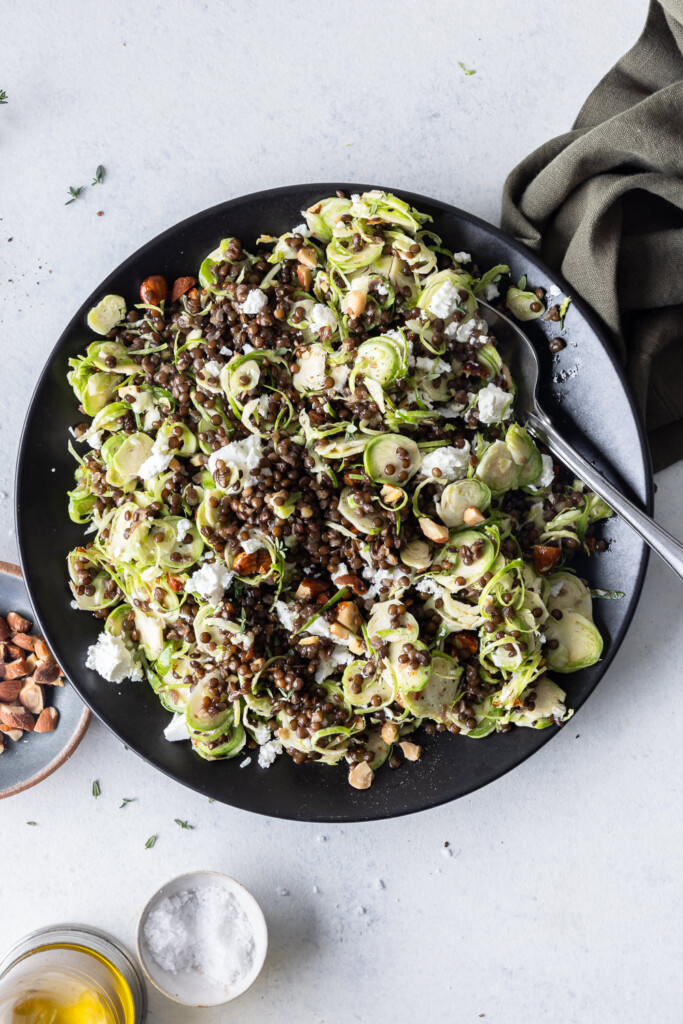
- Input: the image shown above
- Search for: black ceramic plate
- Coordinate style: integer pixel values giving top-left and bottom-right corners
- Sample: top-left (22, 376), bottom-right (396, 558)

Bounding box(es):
top-left (16, 184), bottom-right (652, 822)
top-left (0, 562), bottom-right (90, 799)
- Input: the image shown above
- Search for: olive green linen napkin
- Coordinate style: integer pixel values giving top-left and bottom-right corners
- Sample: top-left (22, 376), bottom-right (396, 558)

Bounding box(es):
top-left (501, 0), bottom-right (683, 472)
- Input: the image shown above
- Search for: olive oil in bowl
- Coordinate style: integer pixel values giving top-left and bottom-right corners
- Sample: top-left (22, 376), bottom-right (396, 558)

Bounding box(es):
top-left (0, 927), bottom-right (146, 1024)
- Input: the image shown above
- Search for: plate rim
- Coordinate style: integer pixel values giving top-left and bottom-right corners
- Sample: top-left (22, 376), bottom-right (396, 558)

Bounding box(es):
top-left (14, 182), bottom-right (653, 821)
top-left (0, 563), bottom-right (91, 800)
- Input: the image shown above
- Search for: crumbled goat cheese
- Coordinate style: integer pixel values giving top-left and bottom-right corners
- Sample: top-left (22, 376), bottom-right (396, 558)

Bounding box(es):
top-left (186, 562), bottom-right (233, 606)
top-left (164, 714), bottom-right (191, 742)
top-left (548, 284), bottom-right (562, 297)
top-left (308, 303), bottom-right (337, 334)
top-left (86, 632), bottom-right (143, 683)
top-left (315, 645), bottom-right (354, 683)
top-left (293, 343), bottom-right (327, 392)
top-left (550, 579), bottom-right (564, 597)
top-left (362, 566), bottom-right (408, 601)
top-left (350, 194), bottom-right (371, 217)
top-left (375, 281), bottom-right (388, 298)
top-left (241, 289), bottom-right (268, 315)
top-left (138, 450), bottom-right (173, 481)
top-left (481, 282), bottom-right (499, 301)
top-left (452, 251), bottom-right (471, 263)
top-left (239, 537), bottom-right (262, 555)
top-left (415, 356), bottom-right (451, 375)
top-left (87, 431), bottom-right (103, 449)
top-left (414, 576), bottom-right (443, 599)
top-left (444, 317), bottom-right (487, 343)
top-left (208, 435), bottom-right (265, 486)
top-left (242, 342), bottom-right (255, 353)
top-left (477, 383), bottom-right (513, 424)
top-left (305, 615), bottom-right (335, 641)
top-left (202, 359), bottom-right (222, 378)
top-left (291, 223), bottom-right (310, 237)
top-left (176, 518), bottom-right (193, 544)
top-left (528, 454), bottom-right (555, 491)
top-left (219, 345), bottom-right (232, 357)
top-left (273, 601), bottom-right (297, 633)
top-left (240, 756), bottom-right (252, 768)
top-left (420, 443), bottom-right (471, 483)
top-left (428, 281), bottom-right (461, 319)
top-left (252, 722), bottom-right (271, 746)
top-left (258, 739), bottom-right (283, 768)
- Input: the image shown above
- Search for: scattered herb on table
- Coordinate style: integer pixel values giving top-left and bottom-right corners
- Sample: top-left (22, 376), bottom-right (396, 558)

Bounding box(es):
top-left (26, 821), bottom-right (37, 826)
top-left (92, 779), bottom-right (101, 798)
top-left (145, 835), bottom-right (157, 849)
top-left (119, 797), bottom-right (136, 808)
top-left (0, 90), bottom-right (8, 105)
top-left (174, 819), bottom-right (194, 830)
top-left (458, 61), bottom-right (476, 75)
top-left (92, 165), bottom-right (105, 185)
top-left (65, 185), bottom-right (85, 206)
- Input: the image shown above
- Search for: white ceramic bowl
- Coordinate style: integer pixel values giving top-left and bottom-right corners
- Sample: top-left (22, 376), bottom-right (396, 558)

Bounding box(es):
top-left (136, 870), bottom-right (268, 1007)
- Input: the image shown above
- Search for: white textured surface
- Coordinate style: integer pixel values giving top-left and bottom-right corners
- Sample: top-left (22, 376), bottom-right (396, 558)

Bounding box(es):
top-left (3, 3), bottom-right (679, 1023)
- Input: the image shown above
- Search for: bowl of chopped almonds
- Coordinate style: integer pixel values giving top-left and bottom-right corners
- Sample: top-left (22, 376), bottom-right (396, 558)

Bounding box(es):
top-left (0, 562), bottom-right (90, 798)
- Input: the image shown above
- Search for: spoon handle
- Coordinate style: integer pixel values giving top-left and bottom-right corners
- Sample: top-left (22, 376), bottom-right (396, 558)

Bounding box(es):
top-left (527, 409), bottom-right (683, 583)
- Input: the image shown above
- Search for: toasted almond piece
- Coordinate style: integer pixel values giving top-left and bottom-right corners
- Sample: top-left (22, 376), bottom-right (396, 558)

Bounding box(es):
top-left (4, 658), bottom-right (29, 680)
top-left (0, 617), bottom-right (10, 642)
top-left (0, 726), bottom-right (23, 742)
top-left (6, 644), bottom-right (22, 660)
top-left (347, 289), bottom-right (367, 318)
top-left (348, 636), bottom-right (365, 656)
top-left (297, 246), bottom-right (318, 269)
top-left (171, 275), bottom-right (197, 303)
top-left (26, 653), bottom-right (38, 672)
top-left (233, 550), bottom-right (272, 576)
top-left (296, 265), bottom-right (312, 290)
top-left (7, 612), bottom-right (32, 633)
top-left (140, 274), bottom-right (168, 306)
top-left (33, 661), bottom-right (62, 685)
top-left (380, 484), bottom-right (403, 504)
top-left (533, 544), bottom-right (563, 575)
top-left (0, 736), bottom-right (3, 754)
top-left (463, 506), bottom-right (486, 526)
top-left (399, 740), bottom-right (422, 761)
top-left (297, 636), bottom-right (320, 648)
top-left (348, 761), bottom-right (374, 790)
top-left (332, 573), bottom-right (368, 596)
top-left (19, 680), bottom-right (45, 716)
top-left (336, 601), bottom-right (361, 632)
top-left (34, 638), bottom-right (55, 663)
top-left (419, 518), bottom-right (450, 544)
top-left (0, 663), bottom-right (4, 680)
top-left (11, 633), bottom-right (35, 652)
top-left (35, 707), bottom-right (59, 733)
top-left (381, 722), bottom-right (399, 744)
top-left (295, 579), bottom-right (329, 601)
top-left (0, 703), bottom-right (34, 731)
top-left (330, 622), bottom-right (352, 641)
top-left (0, 679), bottom-right (23, 702)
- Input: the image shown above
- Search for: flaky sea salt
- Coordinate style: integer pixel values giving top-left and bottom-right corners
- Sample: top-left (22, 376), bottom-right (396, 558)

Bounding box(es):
top-left (143, 886), bottom-right (255, 992)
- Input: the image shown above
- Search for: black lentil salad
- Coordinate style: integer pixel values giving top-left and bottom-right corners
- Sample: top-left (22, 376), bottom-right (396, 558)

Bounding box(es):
top-left (67, 190), bottom-right (611, 789)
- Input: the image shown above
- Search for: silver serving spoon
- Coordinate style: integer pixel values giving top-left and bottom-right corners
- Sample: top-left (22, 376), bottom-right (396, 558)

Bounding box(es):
top-left (477, 300), bottom-right (683, 581)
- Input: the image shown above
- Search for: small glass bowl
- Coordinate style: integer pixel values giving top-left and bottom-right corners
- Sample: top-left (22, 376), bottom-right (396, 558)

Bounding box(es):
top-left (136, 870), bottom-right (268, 1007)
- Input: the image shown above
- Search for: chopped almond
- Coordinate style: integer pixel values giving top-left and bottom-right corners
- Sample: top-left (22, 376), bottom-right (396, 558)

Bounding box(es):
top-left (33, 661), bottom-right (62, 685)
top-left (7, 612), bottom-right (31, 634)
top-left (336, 601), bottom-right (361, 632)
top-left (533, 545), bottom-right (563, 575)
top-left (171, 276), bottom-right (197, 303)
top-left (295, 578), bottom-right (329, 601)
top-left (0, 726), bottom-right (24, 742)
top-left (35, 707), bottom-right (59, 733)
top-left (11, 632), bottom-right (35, 652)
top-left (4, 658), bottom-right (29, 680)
top-left (347, 290), bottom-right (367, 318)
top-left (0, 679), bottom-right (23, 702)
top-left (348, 761), bottom-right (374, 790)
top-left (463, 506), bottom-right (486, 526)
top-left (419, 518), bottom-right (450, 544)
top-left (297, 246), bottom-right (318, 269)
top-left (0, 617), bottom-right (10, 642)
top-left (296, 265), bottom-right (312, 290)
top-left (348, 636), bottom-right (365, 656)
top-left (19, 680), bottom-right (45, 716)
top-left (330, 622), bottom-right (352, 642)
top-left (34, 638), bottom-right (55, 663)
top-left (399, 740), bottom-right (422, 761)
top-left (380, 484), bottom-right (403, 504)
top-left (0, 703), bottom-right (34, 732)
top-left (381, 722), bottom-right (399, 744)
top-left (6, 644), bottom-right (22, 660)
